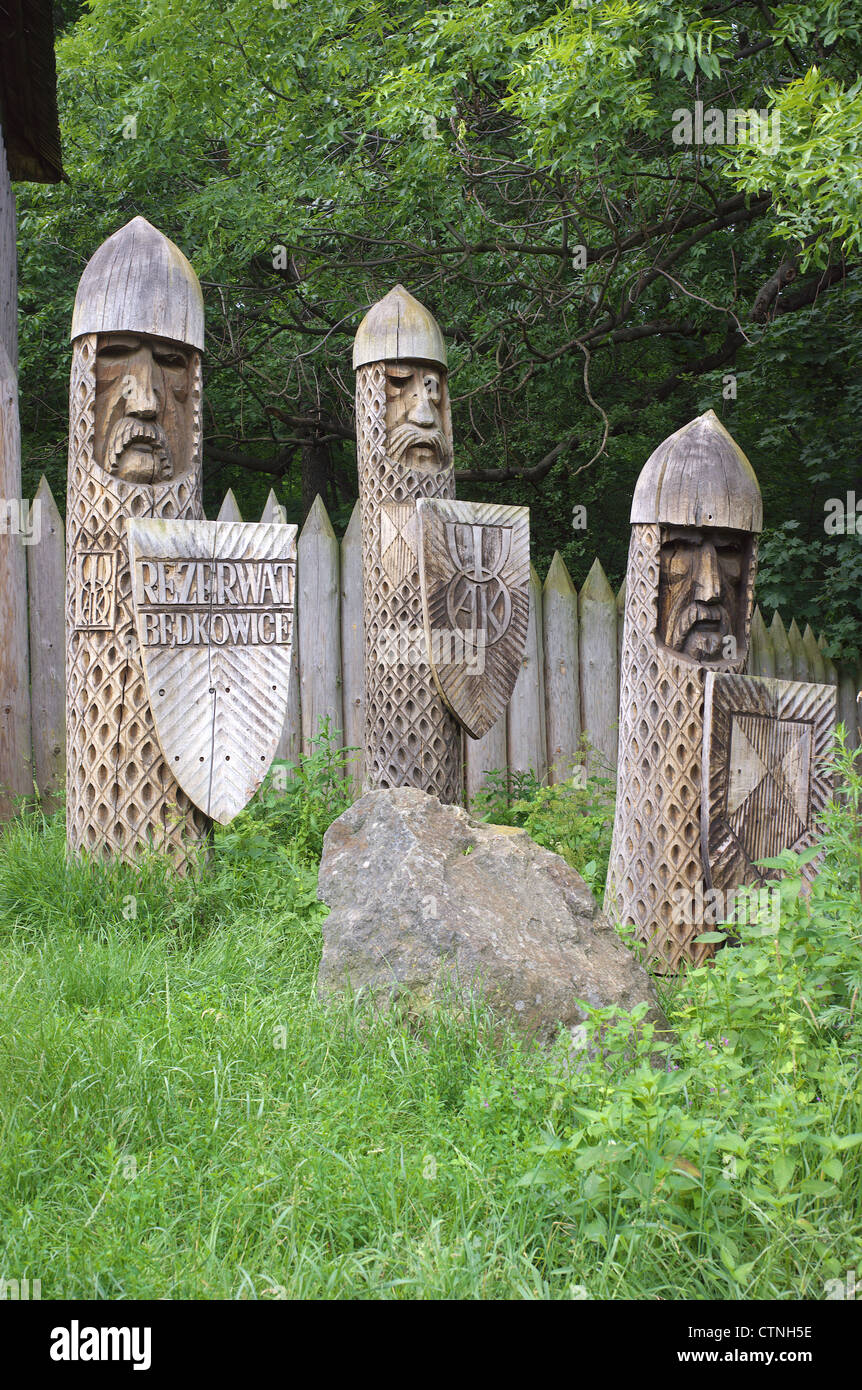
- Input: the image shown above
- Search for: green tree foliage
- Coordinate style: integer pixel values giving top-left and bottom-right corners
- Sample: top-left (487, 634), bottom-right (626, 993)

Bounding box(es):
top-left (16, 0), bottom-right (862, 652)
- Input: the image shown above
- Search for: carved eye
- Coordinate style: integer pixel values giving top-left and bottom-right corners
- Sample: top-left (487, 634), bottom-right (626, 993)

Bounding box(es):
top-left (154, 349), bottom-right (188, 369)
top-left (97, 342), bottom-right (137, 360)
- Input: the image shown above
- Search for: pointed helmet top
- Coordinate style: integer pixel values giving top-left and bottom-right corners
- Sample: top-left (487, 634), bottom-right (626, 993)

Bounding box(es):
top-left (71, 216), bottom-right (204, 350)
top-left (352, 284), bottom-right (447, 370)
top-left (631, 409), bottom-right (762, 532)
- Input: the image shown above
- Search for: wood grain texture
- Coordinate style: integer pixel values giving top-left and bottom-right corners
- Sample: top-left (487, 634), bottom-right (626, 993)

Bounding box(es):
top-left (543, 551), bottom-right (580, 783)
top-left (66, 333), bottom-right (210, 865)
top-left (417, 498), bottom-right (530, 740)
top-left (507, 564), bottom-right (547, 782)
top-left (217, 488), bottom-right (242, 523)
top-left (127, 517), bottom-right (297, 823)
top-left (578, 557), bottom-right (618, 774)
top-left (0, 126), bottom-right (16, 373)
top-left (464, 714), bottom-right (507, 806)
top-left (702, 672), bottom-right (836, 892)
top-left (355, 354), bottom-right (461, 801)
top-left (27, 475), bottom-right (64, 809)
top-left (787, 619), bottom-right (808, 682)
top-left (0, 342), bottom-right (32, 815)
top-left (802, 624), bottom-right (826, 685)
top-left (748, 606), bottom-right (774, 677)
top-left (340, 501), bottom-right (364, 790)
top-left (769, 611), bottom-right (793, 680)
top-left (71, 217), bottom-right (204, 350)
top-left (631, 409), bottom-right (762, 532)
top-left (260, 489), bottom-right (301, 768)
top-left (298, 493), bottom-right (343, 755)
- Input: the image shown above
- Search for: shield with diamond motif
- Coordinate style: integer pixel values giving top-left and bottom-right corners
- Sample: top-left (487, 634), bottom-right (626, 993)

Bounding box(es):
top-left (127, 518), bottom-right (297, 823)
top-left (702, 672), bottom-right (836, 890)
top-left (416, 499), bottom-right (530, 739)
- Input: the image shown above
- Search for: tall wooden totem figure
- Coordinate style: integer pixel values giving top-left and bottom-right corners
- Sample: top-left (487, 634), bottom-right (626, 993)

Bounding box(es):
top-left (66, 216), bottom-right (209, 864)
top-left (605, 410), bottom-right (836, 971)
top-left (353, 285), bottom-right (530, 801)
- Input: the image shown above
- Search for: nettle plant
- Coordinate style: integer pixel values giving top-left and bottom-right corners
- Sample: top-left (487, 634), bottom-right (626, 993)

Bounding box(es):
top-left (516, 732), bottom-right (862, 1291)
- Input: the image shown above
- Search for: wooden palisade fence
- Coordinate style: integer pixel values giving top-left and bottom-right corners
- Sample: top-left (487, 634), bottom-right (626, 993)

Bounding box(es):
top-left (20, 480), bottom-right (862, 811)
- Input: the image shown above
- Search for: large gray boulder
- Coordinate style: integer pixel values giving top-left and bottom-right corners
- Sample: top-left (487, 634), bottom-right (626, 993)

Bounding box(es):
top-left (317, 787), bottom-right (666, 1045)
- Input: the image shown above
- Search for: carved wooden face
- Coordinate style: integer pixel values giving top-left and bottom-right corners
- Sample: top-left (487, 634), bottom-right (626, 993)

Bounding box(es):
top-left (658, 525), bottom-right (751, 661)
top-left (94, 332), bottom-right (193, 484)
top-left (384, 361), bottom-right (452, 473)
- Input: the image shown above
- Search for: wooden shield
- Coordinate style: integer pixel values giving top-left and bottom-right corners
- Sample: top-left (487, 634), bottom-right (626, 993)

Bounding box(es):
top-left (416, 499), bottom-right (530, 739)
top-left (127, 518), bottom-right (297, 823)
top-left (702, 672), bottom-right (836, 890)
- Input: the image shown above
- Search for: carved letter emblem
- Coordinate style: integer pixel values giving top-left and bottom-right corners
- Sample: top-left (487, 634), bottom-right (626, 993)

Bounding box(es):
top-left (417, 499), bottom-right (530, 739)
top-left (75, 550), bottom-right (118, 631)
top-left (127, 518), bottom-right (298, 823)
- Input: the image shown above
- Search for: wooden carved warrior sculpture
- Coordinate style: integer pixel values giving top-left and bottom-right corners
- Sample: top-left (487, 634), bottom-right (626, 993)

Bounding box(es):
top-left (66, 216), bottom-right (210, 864)
top-left (604, 410), bottom-right (762, 971)
top-left (353, 285), bottom-right (463, 802)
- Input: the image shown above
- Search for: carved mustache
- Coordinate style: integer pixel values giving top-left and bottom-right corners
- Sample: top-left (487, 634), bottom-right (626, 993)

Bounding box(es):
top-left (388, 422), bottom-right (452, 468)
top-left (107, 417), bottom-right (172, 479)
top-left (669, 599), bottom-right (731, 640)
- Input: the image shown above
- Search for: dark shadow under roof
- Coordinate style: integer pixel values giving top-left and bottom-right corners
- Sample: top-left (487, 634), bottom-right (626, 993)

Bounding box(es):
top-left (0, 0), bottom-right (64, 183)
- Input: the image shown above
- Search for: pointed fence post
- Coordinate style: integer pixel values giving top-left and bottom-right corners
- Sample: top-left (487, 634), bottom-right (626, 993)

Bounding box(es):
top-left (507, 563), bottom-right (547, 785)
top-left (217, 489), bottom-right (243, 523)
top-left (802, 624), bottom-right (826, 685)
top-left (817, 633), bottom-right (838, 687)
top-left (769, 611), bottom-right (793, 680)
top-left (543, 552), bottom-right (580, 783)
top-left (838, 664), bottom-right (859, 753)
top-left (748, 606), bottom-right (774, 677)
top-left (340, 501), bottom-right (364, 791)
top-left (578, 557), bottom-right (618, 776)
top-left (787, 618), bottom-right (808, 682)
top-left (298, 494), bottom-right (343, 757)
top-left (260, 490), bottom-right (301, 771)
top-left (27, 477), bottom-right (64, 808)
top-left (0, 343), bottom-right (31, 815)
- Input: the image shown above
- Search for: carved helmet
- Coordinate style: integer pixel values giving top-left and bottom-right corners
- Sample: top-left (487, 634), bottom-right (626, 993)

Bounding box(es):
top-left (71, 216), bottom-right (204, 351)
top-left (353, 284), bottom-right (447, 369)
top-left (631, 409), bottom-right (762, 532)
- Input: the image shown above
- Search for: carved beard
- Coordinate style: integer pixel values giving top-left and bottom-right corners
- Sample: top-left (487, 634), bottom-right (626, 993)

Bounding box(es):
top-left (664, 592), bottom-right (736, 661)
top-left (106, 416), bottom-right (173, 482)
top-left (387, 422), bottom-right (452, 471)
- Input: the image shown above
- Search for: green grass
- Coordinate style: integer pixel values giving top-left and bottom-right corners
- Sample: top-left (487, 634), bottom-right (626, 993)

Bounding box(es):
top-left (0, 734), bottom-right (860, 1300)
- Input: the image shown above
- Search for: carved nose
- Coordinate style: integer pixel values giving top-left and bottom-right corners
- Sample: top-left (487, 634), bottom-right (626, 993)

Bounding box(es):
top-left (693, 542), bottom-right (721, 601)
top-left (407, 388), bottom-right (435, 428)
top-left (122, 368), bottom-right (159, 418)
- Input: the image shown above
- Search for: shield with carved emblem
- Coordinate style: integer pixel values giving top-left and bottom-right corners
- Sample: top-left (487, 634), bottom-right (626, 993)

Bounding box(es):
top-left (416, 499), bottom-right (530, 739)
top-left (702, 671), bottom-right (836, 890)
top-left (127, 518), bottom-right (297, 823)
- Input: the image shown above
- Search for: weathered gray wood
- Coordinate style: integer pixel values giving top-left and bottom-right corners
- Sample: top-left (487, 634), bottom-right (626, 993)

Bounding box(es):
top-left (769, 611), bottom-right (794, 680)
top-left (543, 551), bottom-right (580, 783)
top-left (217, 488), bottom-right (243, 523)
top-left (817, 633), bottom-right (838, 687)
top-left (260, 490), bottom-right (302, 772)
top-left (417, 498), bottom-right (530, 740)
top-left (465, 714), bottom-right (507, 807)
top-left (27, 477), bottom-right (64, 809)
top-left (0, 126), bottom-right (16, 373)
top-left (355, 287), bottom-right (462, 801)
top-left (748, 606), bottom-right (774, 677)
top-left (631, 409), bottom-right (762, 531)
top-left (703, 672), bottom-right (836, 892)
top-left (0, 342), bottom-right (31, 815)
top-left (70, 216), bottom-right (204, 350)
top-left (578, 557), bottom-right (618, 774)
top-left (128, 517), bottom-right (297, 823)
top-left (615, 578), bottom-right (626, 671)
top-left (802, 624), bottom-right (826, 685)
top-left (838, 664), bottom-right (859, 752)
top-left (298, 494), bottom-right (343, 755)
top-left (507, 564), bottom-right (547, 782)
top-left (340, 501), bottom-right (364, 790)
top-left (787, 618), bottom-right (808, 682)
top-left (66, 220), bottom-right (209, 865)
